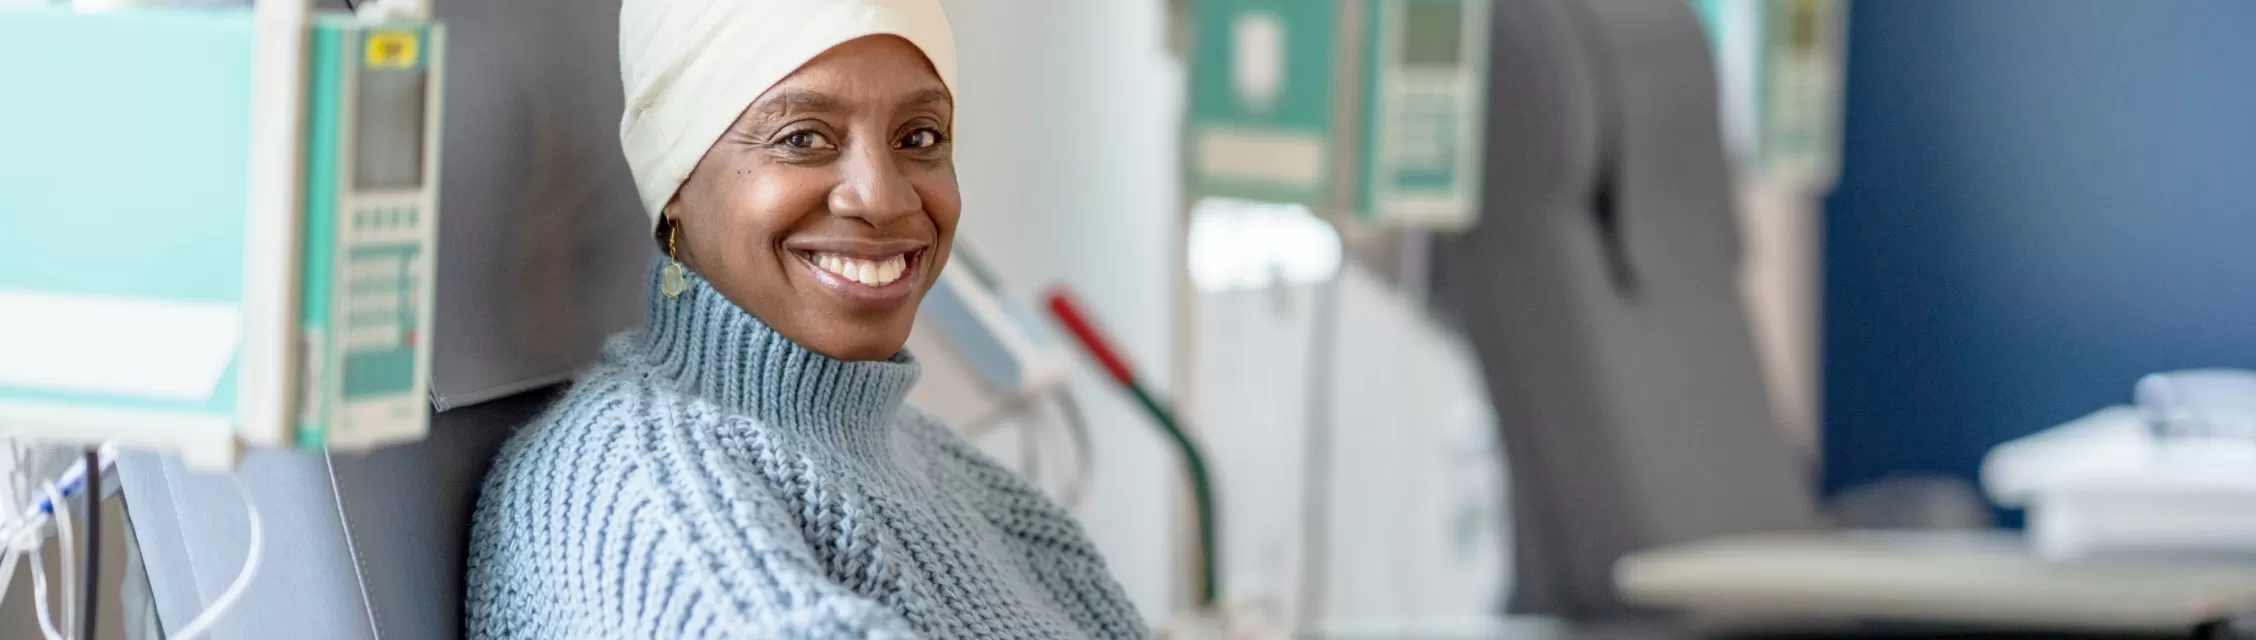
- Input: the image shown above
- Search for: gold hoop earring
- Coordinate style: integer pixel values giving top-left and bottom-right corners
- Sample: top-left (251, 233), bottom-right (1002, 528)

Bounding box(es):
top-left (661, 221), bottom-right (689, 299)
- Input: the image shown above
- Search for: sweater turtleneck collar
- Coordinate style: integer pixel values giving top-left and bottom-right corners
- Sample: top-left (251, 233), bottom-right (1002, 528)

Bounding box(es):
top-left (633, 260), bottom-right (921, 439)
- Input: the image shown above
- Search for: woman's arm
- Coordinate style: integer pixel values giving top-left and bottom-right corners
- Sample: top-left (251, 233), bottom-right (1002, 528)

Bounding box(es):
top-left (472, 490), bottom-right (921, 640)
top-left (655, 523), bottom-right (925, 639)
top-left (467, 405), bottom-right (927, 640)
top-left (631, 459), bottom-right (925, 639)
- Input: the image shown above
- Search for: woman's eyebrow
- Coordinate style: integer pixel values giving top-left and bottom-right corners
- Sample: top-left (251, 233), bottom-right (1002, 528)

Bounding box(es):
top-left (752, 89), bottom-right (845, 116)
top-left (901, 87), bottom-right (952, 110)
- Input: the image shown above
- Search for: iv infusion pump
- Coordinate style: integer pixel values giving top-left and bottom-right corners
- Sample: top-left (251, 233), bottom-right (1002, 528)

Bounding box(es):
top-left (1184, 0), bottom-right (1492, 229)
top-left (0, 6), bottom-right (445, 470)
top-left (1360, 0), bottom-right (1491, 228)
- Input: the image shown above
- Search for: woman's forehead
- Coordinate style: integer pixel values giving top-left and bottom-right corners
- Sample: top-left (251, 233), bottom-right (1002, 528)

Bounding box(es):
top-left (749, 86), bottom-right (952, 120)
top-left (758, 36), bottom-right (950, 109)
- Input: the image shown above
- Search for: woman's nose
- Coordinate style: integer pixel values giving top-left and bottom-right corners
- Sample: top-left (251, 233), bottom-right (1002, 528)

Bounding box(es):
top-left (828, 143), bottom-right (922, 225)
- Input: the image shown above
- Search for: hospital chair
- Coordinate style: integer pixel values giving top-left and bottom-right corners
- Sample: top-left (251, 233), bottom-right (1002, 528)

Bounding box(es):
top-left (1425, 0), bottom-right (1823, 620)
top-left (112, 0), bottom-right (649, 636)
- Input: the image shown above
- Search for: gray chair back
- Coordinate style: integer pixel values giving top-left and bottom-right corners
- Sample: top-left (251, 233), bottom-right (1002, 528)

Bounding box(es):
top-left (119, 392), bottom-right (545, 639)
top-left (1428, 0), bottom-right (1823, 620)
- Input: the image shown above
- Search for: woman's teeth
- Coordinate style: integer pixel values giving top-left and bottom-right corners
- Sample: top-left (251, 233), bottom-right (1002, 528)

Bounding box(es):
top-left (813, 252), bottom-right (910, 286)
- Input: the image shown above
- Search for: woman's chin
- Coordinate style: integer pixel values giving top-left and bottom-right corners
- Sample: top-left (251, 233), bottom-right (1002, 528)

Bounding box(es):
top-left (790, 317), bottom-right (915, 362)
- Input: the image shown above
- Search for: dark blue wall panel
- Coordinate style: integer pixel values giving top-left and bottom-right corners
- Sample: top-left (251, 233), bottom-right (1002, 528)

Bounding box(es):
top-left (1822, 0), bottom-right (2256, 503)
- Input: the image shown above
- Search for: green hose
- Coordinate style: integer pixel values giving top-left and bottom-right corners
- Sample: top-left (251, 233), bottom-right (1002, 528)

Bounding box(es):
top-left (1125, 382), bottom-right (1220, 610)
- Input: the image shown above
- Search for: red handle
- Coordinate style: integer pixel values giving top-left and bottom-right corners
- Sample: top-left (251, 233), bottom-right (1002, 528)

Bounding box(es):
top-left (1044, 287), bottom-right (1138, 387)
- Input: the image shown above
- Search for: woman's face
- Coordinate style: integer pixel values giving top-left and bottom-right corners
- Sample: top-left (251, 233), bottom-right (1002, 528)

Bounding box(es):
top-left (670, 35), bottom-right (959, 361)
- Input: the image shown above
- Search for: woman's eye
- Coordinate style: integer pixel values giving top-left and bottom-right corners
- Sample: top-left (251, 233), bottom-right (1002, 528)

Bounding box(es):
top-left (782, 131), bottom-right (833, 150)
top-left (897, 128), bottom-right (946, 150)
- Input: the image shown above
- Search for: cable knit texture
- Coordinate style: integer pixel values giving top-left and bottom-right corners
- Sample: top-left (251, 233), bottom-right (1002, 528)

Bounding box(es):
top-left (465, 265), bottom-right (1147, 639)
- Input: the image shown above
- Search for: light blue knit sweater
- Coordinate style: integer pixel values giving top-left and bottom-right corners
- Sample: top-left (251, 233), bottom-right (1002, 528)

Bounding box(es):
top-left (465, 266), bottom-right (1147, 639)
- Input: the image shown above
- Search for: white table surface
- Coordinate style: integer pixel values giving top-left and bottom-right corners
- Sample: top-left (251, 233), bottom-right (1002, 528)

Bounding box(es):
top-left (1619, 530), bottom-right (2256, 633)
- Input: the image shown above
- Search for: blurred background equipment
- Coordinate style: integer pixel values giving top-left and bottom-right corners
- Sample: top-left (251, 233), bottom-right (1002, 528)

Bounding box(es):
top-left (1984, 370), bottom-right (2256, 560)
top-left (0, 3), bottom-right (446, 465)
top-left (94, 0), bottom-right (647, 635)
top-left (0, 0), bottom-right (640, 636)
top-left (1182, 0), bottom-right (1492, 232)
top-left (1175, 1), bottom-right (1513, 634)
top-left (1174, 0), bottom-right (1829, 634)
top-left (1182, 0), bottom-right (1495, 309)
top-left (2, 4), bottom-right (460, 636)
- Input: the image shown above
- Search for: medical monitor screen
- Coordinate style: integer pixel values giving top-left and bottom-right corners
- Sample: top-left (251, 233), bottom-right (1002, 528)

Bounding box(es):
top-left (1401, 1), bottom-right (1464, 68)
top-left (354, 65), bottom-right (429, 191)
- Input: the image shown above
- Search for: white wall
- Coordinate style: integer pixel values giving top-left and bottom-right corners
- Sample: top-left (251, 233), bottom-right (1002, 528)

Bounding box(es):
top-left (1192, 264), bottom-right (1508, 630)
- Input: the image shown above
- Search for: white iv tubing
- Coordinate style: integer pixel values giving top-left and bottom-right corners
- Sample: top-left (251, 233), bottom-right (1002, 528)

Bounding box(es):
top-left (165, 473), bottom-right (265, 640)
top-left (33, 481), bottom-right (74, 640)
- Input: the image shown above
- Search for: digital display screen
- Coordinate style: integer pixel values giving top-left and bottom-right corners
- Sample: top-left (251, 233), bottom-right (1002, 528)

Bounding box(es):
top-left (353, 66), bottom-right (428, 190)
top-left (1787, 0), bottom-right (1820, 52)
top-left (1401, 1), bottom-right (1464, 67)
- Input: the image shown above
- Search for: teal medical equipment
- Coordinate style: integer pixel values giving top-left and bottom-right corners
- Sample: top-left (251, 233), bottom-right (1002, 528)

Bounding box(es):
top-left (0, 5), bottom-right (445, 469)
top-left (1756, 0), bottom-right (1846, 192)
top-left (1183, 0), bottom-right (1491, 230)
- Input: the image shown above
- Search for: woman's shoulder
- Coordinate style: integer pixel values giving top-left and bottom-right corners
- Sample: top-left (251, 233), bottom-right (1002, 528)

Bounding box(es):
top-left (892, 407), bottom-right (1083, 514)
top-left (466, 363), bottom-right (732, 636)
top-left (479, 363), bottom-right (679, 503)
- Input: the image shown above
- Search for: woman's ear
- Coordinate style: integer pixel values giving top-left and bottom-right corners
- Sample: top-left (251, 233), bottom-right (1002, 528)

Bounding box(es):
top-left (653, 201), bottom-right (680, 252)
top-left (651, 222), bottom-right (664, 251)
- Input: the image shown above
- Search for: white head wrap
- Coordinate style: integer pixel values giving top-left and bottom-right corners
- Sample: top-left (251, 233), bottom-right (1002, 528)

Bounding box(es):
top-left (618, 0), bottom-right (959, 228)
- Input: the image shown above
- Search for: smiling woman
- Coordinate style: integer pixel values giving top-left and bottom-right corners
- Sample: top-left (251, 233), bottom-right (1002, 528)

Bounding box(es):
top-left (665, 36), bottom-right (961, 361)
top-left (462, 1), bottom-right (1148, 638)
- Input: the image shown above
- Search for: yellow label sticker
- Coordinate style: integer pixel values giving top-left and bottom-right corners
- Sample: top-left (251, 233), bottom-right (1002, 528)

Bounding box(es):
top-left (366, 31), bottom-right (419, 69)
